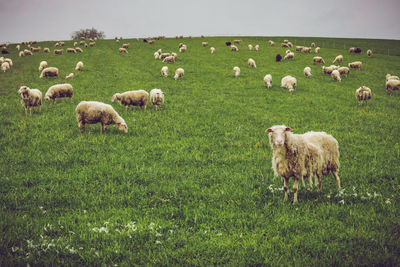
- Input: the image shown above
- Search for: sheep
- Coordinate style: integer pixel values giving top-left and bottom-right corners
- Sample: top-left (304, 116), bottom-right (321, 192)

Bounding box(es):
top-left (331, 70), bottom-right (341, 82)
top-left (295, 46), bottom-right (304, 52)
top-left (264, 74), bottom-right (272, 88)
top-left (59, 42), bottom-right (65, 46)
top-left (150, 89), bottom-right (165, 109)
top-left (75, 61), bottom-right (84, 71)
top-left (67, 48), bottom-right (76, 53)
top-left (255, 44), bottom-right (259, 51)
top-left (163, 56), bottom-right (175, 63)
top-left (233, 66), bottom-right (240, 77)
top-left (19, 51), bottom-right (24, 57)
top-left (284, 52), bottom-right (294, 60)
top-left (179, 46), bottom-right (187, 53)
top-left (24, 49), bottom-right (33, 56)
top-left (171, 52), bottom-right (178, 59)
top-left (1, 62), bottom-right (10, 72)
top-left (349, 47), bottom-right (356, 53)
top-left (248, 58), bottom-right (256, 68)
top-left (265, 125), bottom-right (340, 203)
top-left (269, 40), bottom-right (275, 46)
top-left (280, 43), bottom-right (290, 48)
top-left (54, 49), bottom-right (63, 55)
top-left (16, 45), bottom-right (20, 51)
top-left (348, 61), bottom-right (362, 69)
top-left (210, 47), bottom-right (215, 54)
top-left (31, 47), bottom-right (41, 53)
top-left (122, 43), bottom-right (130, 48)
top-left (75, 101), bottom-right (128, 133)
top-left (233, 40), bottom-right (242, 44)
top-left (174, 68), bottom-right (184, 80)
top-left (315, 47), bottom-right (320, 53)
top-left (386, 79), bottom-right (400, 92)
top-left (65, 73), bottom-right (74, 79)
top-left (248, 44), bottom-right (253, 51)
top-left (43, 48), bottom-right (50, 53)
top-left (367, 49), bottom-right (372, 57)
top-left (230, 45), bottom-right (239, 51)
top-left (311, 42), bottom-right (316, 47)
top-left (18, 86), bottom-right (42, 115)
top-left (79, 41), bottom-right (86, 46)
top-left (73, 42), bottom-right (78, 46)
top-left (45, 83), bottom-right (73, 103)
top-left (160, 53), bottom-right (171, 59)
top-left (385, 74), bottom-right (399, 81)
top-left (161, 66), bottom-right (168, 77)
top-left (112, 90), bottom-right (149, 110)
top-left (202, 42), bottom-right (208, 47)
top-left (38, 61), bottom-right (48, 72)
top-left (276, 54), bottom-right (282, 62)
top-left (40, 67), bottom-right (59, 78)
top-left (4, 58), bottom-right (12, 66)
top-left (338, 67), bottom-right (350, 77)
top-left (304, 67), bottom-right (312, 78)
top-left (333, 55), bottom-right (343, 64)
top-left (355, 86), bottom-right (371, 104)
top-left (281, 75), bottom-right (297, 92)
top-left (89, 42), bottom-right (95, 47)
top-left (285, 49), bottom-right (291, 54)
top-left (322, 66), bottom-right (335, 75)
top-left (75, 47), bottom-right (83, 53)
top-left (302, 47), bottom-right (311, 53)
top-left (313, 56), bottom-right (325, 64)
top-left (154, 52), bottom-right (159, 59)
top-left (119, 48), bottom-right (128, 53)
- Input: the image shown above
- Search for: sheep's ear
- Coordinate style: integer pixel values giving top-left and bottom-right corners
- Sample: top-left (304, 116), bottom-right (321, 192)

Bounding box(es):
top-left (285, 127), bottom-right (292, 132)
top-left (265, 128), bottom-right (273, 133)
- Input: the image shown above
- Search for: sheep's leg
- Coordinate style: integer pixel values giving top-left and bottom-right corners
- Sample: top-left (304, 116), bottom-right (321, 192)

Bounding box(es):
top-left (29, 107), bottom-right (32, 115)
top-left (283, 177), bottom-right (289, 201)
top-left (317, 174), bottom-right (322, 192)
top-left (70, 97), bottom-right (72, 103)
top-left (293, 178), bottom-right (299, 203)
top-left (24, 106), bottom-right (28, 115)
top-left (38, 106), bottom-right (41, 113)
top-left (333, 171), bottom-right (341, 190)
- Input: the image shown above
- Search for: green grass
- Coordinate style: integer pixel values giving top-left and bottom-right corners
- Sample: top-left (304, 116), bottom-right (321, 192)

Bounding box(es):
top-left (0, 36), bottom-right (399, 265)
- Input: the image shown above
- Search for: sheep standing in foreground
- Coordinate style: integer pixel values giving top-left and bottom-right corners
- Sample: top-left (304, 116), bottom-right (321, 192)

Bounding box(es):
top-left (248, 58), bottom-right (256, 68)
top-left (112, 90), bottom-right (149, 110)
top-left (386, 79), bottom-right (400, 92)
top-left (1, 62), bottom-right (10, 72)
top-left (265, 125), bottom-right (340, 203)
top-left (75, 61), bottom-right (84, 71)
top-left (304, 67), bottom-right (312, 78)
top-left (313, 56), bottom-right (325, 64)
top-left (161, 66), bottom-right (168, 77)
top-left (40, 67), bottom-right (59, 78)
top-left (348, 61), bottom-right (362, 69)
top-left (150, 89), bottom-right (165, 109)
top-left (76, 101), bottom-right (128, 133)
top-left (331, 70), bottom-right (341, 82)
top-left (338, 67), bottom-right (350, 77)
top-left (65, 73), bottom-right (74, 79)
top-left (233, 66), bottom-right (240, 77)
top-left (281, 75), bottom-right (297, 92)
top-left (264, 74), bottom-right (272, 88)
top-left (210, 47), bottom-right (215, 54)
top-left (45, 83), bottom-right (73, 102)
top-left (174, 68), bottom-right (184, 80)
top-left (367, 49), bottom-right (372, 57)
top-left (333, 55), bottom-right (343, 64)
top-left (38, 61), bottom-right (48, 72)
top-left (18, 86), bottom-right (42, 115)
top-left (355, 86), bottom-right (371, 104)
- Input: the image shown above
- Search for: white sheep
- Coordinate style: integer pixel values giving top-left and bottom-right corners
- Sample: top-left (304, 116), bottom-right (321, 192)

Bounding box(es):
top-left (38, 61), bottom-right (48, 72)
top-left (268, 40), bottom-right (275, 46)
top-left (65, 73), bottom-right (74, 79)
top-left (75, 101), bottom-right (128, 133)
top-left (265, 125), bottom-right (340, 203)
top-left (302, 47), bottom-right (311, 53)
top-left (304, 67), bottom-right (312, 78)
top-left (150, 89), bottom-right (165, 109)
top-left (160, 53), bottom-right (171, 60)
top-left (75, 61), bottom-right (84, 71)
top-left (348, 61), bottom-right (362, 69)
top-left (315, 47), bottom-right (320, 53)
top-left (40, 67), bottom-right (59, 78)
top-left (248, 58), bottom-right (256, 68)
top-left (333, 55), bottom-right (343, 64)
top-left (202, 42), bottom-right (208, 47)
top-left (16, 45), bottom-right (20, 51)
top-left (19, 51), bottom-right (24, 57)
top-left (295, 46), bottom-right (304, 52)
top-left (331, 70), bottom-right (341, 82)
top-left (174, 68), bottom-right (184, 80)
top-left (210, 47), bottom-right (215, 54)
top-left (43, 48), bottom-right (50, 53)
top-left (311, 42), bottom-right (316, 47)
top-left (66, 48), bottom-right (76, 53)
top-left (1, 62), bottom-right (10, 72)
top-left (338, 67), bottom-right (350, 77)
top-left (122, 43), bottom-right (130, 49)
top-left (18, 86), bottom-right (42, 115)
top-left (281, 75), bottom-right (297, 92)
top-left (367, 49), bottom-right (372, 57)
top-left (75, 47), bottom-right (83, 53)
top-left (163, 56), bottom-right (175, 63)
top-left (322, 66), bottom-right (335, 75)
top-left (313, 56), bottom-right (325, 64)
top-left (355, 86), bottom-right (371, 104)
top-left (386, 79), bottom-right (400, 92)
top-left (54, 49), bottom-right (63, 55)
top-left (154, 52), bottom-right (159, 59)
top-left (119, 47), bottom-right (128, 53)
top-left (4, 58), bottom-right (12, 66)
top-left (161, 66), bottom-right (168, 77)
top-left (112, 90), bottom-right (149, 110)
top-left (248, 44), bottom-right (253, 51)
top-left (233, 66), bottom-right (240, 78)
top-left (285, 49), bottom-right (291, 55)
top-left (45, 83), bottom-right (73, 102)
top-left (179, 45), bottom-right (187, 53)
top-left (264, 74), bottom-right (272, 88)
top-left (255, 45), bottom-right (259, 51)
top-left (230, 45), bottom-right (239, 51)
top-left (284, 52), bottom-right (294, 60)
top-left (385, 74), bottom-right (399, 81)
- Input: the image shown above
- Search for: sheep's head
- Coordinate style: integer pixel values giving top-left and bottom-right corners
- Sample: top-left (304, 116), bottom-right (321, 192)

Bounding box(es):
top-left (111, 93), bottom-right (121, 103)
top-left (44, 94), bottom-right (51, 102)
top-left (117, 122), bottom-right (128, 133)
top-left (18, 86), bottom-right (29, 95)
top-left (265, 125), bottom-right (292, 148)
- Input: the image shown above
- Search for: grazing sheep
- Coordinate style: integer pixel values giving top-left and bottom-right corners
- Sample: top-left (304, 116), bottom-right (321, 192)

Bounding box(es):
top-left (311, 42), bottom-right (316, 47)
top-left (255, 44), bottom-right (259, 51)
top-left (315, 47), bottom-right (320, 53)
top-left (281, 75), bottom-right (297, 92)
top-left (16, 45), bottom-right (20, 51)
top-left (150, 89), bottom-right (165, 109)
top-left (284, 52), bottom-right (294, 60)
top-left (89, 42), bottom-right (95, 47)
top-left (75, 61), bottom-right (84, 71)
top-left (45, 83), bottom-right (73, 103)
top-left (348, 61), bottom-right (362, 69)
top-left (349, 47), bottom-right (356, 53)
top-left (73, 42), bottom-right (78, 46)
top-left (171, 52), bottom-right (178, 59)
top-left (4, 58), bottom-right (12, 66)
top-left (265, 125), bottom-right (340, 203)
top-left (233, 66), bottom-right (240, 77)
top-left (18, 86), bottom-right (42, 115)
top-left (31, 47), bottom-right (41, 53)
top-left (154, 52), bottom-right (159, 59)
top-left (304, 67), bottom-right (312, 78)
top-left (59, 42), bottom-right (65, 46)
top-left (75, 101), bottom-right (128, 133)
top-left (202, 42), bottom-right (208, 47)
top-left (276, 54), bottom-right (282, 62)
top-left (43, 48), bottom-right (50, 53)
top-left (264, 74), bottom-right (272, 88)
top-left (112, 90), bottom-right (149, 110)
top-left (40, 67), bottom-right (59, 78)
top-left (386, 74), bottom-right (399, 81)
top-left (160, 53), bottom-right (171, 59)
top-left (67, 48), bottom-right (76, 53)
top-left (248, 58), bottom-right (256, 68)
top-left (24, 49), bottom-right (33, 56)
top-left (269, 40), bottom-right (275, 46)
top-left (54, 49), bottom-right (63, 55)
top-left (386, 79), bottom-right (400, 92)
top-left (338, 67), bottom-right (350, 77)
top-left (65, 73), bottom-right (74, 79)
top-left (331, 70), bottom-right (341, 82)
top-left (302, 47), bottom-right (311, 53)
top-left (19, 51), bottom-right (24, 57)
top-left (333, 55), bottom-right (343, 64)
top-left (161, 66), bottom-right (168, 77)
top-left (367, 49), bottom-right (372, 57)
top-left (179, 45), bottom-right (187, 53)
top-left (75, 47), bottom-right (83, 53)
top-left (322, 66), bottom-right (335, 75)
top-left (210, 47), bottom-right (215, 54)
top-left (313, 56), bottom-right (325, 64)
top-left (174, 68), bottom-right (184, 80)
top-left (355, 86), bottom-right (371, 104)
top-left (122, 43), bottom-right (130, 49)
top-left (119, 48), bottom-right (128, 53)
top-left (38, 61), bottom-right (48, 72)
top-left (285, 49), bottom-right (291, 55)
top-left (233, 40), bottom-right (242, 44)
top-left (163, 56), bottom-right (175, 63)
top-left (1, 62), bottom-right (10, 72)
top-left (295, 46), bottom-right (304, 52)
top-left (230, 45), bottom-right (239, 51)
top-left (248, 44), bottom-right (253, 51)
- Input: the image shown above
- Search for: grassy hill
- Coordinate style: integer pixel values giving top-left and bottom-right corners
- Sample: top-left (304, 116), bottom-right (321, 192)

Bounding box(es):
top-left (0, 36), bottom-right (399, 265)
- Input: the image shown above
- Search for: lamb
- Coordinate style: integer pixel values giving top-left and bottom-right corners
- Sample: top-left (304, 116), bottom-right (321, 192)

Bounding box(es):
top-left (233, 66), bottom-right (240, 77)
top-left (40, 67), bottom-right (59, 78)
top-left (210, 47), bottom-right (215, 54)
top-left (248, 44), bottom-right (253, 51)
top-left (38, 61), bottom-right (48, 72)
top-left (230, 45), bottom-right (239, 51)
top-left (111, 90), bottom-right (149, 110)
top-left (385, 74), bottom-right (399, 81)
top-left (65, 73), bottom-right (74, 79)
top-left (284, 52), bottom-right (294, 60)
top-left (248, 58), bottom-right (256, 68)
top-left (367, 49), bottom-right (372, 57)
top-left (73, 42), bottom-right (78, 46)
top-left (315, 47), bottom-right (320, 53)
top-left (295, 46), bottom-right (304, 52)
top-left (338, 67), bottom-right (350, 77)
top-left (281, 75), bottom-right (297, 92)
top-left (4, 58), bottom-right (12, 66)
top-left (163, 56), bottom-right (175, 63)
top-left (386, 79), bottom-right (400, 92)
top-left (75, 101), bottom-right (128, 133)
top-left (269, 40), bottom-right (275, 46)
top-left (322, 66), bottom-right (335, 75)
top-left (119, 48), bottom-right (128, 53)
top-left (313, 56), bottom-right (325, 64)
top-left (174, 68), bottom-right (184, 80)
top-left (265, 125), bottom-right (340, 203)
top-left (304, 67), bottom-right (312, 78)
top-left (331, 70), bottom-right (341, 82)
top-left (355, 86), bottom-right (371, 104)
top-left (66, 48), bottom-right (76, 53)
top-left (264, 74), bottom-right (272, 88)
top-left (18, 86), bottom-right (42, 115)
top-left (161, 66), bottom-right (168, 77)
top-left (179, 45), bottom-right (187, 53)
top-left (24, 49), bottom-right (33, 56)
top-left (54, 49), bottom-right (63, 55)
top-left (255, 45), bottom-right (259, 51)
top-left (1, 62), bottom-right (10, 72)
top-left (122, 43), bottom-right (130, 49)
top-left (150, 89), bottom-right (165, 109)
top-left (43, 48), bottom-right (50, 53)
top-left (202, 42), bottom-right (208, 47)
top-left (19, 51), bottom-right (24, 57)
top-left (75, 47), bottom-right (83, 53)
top-left (302, 47), bottom-right (311, 53)
top-left (75, 61), bottom-right (84, 71)
top-left (160, 53), bottom-right (171, 59)
top-left (45, 83), bottom-right (73, 102)
top-left (332, 55), bottom-right (343, 64)
top-left (348, 61), bottom-right (362, 69)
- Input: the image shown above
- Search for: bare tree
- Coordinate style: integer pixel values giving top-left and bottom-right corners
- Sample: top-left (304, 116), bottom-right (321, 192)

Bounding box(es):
top-left (71, 28), bottom-right (105, 40)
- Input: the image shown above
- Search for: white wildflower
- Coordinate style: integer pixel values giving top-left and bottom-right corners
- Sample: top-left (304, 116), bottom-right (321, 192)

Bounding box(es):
top-left (339, 199), bottom-right (345, 205)
top-left (385, 199), bottom-right (391, 204)
top-left (155, 240), bottom-right (162, 245)
top-left (11, 246), bottom-right (19, 252)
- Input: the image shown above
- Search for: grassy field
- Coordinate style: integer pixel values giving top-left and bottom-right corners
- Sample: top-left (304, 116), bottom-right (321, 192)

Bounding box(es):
top-left (0, 36), bottom-right (399, 265)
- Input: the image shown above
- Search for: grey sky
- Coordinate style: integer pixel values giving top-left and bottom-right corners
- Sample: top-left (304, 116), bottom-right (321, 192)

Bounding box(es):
top-left (1, 0), bottom-right (399, 43)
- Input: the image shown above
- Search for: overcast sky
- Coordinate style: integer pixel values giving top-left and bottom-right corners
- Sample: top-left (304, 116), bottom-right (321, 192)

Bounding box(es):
top-left (0, 0), bottom-right (399, 43)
